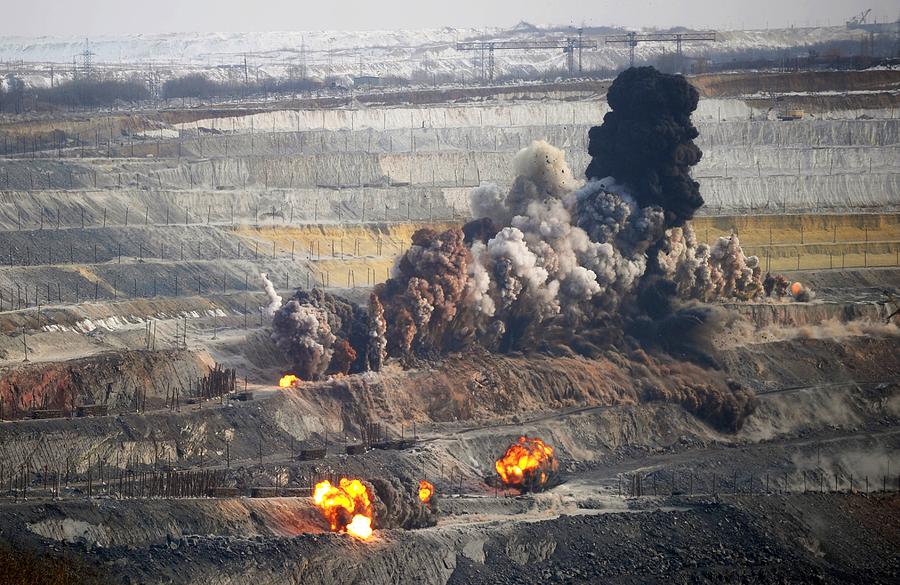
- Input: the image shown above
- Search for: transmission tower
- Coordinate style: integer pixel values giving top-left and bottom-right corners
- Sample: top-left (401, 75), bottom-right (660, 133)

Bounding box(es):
top-left (145, 64), bottom-right (160, 102)
top-left (300, 36), bottom-right (308, 79)
top-left (80, 38), bottom-right (95, 80)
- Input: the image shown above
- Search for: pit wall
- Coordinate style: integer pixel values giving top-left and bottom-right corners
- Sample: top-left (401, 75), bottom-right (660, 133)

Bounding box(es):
top-left (0, 349), bottom-right (211, 419)
top-left (0, 222), bottom-right (445, 331)
top-left (698, 174), bottom-right (899, 212)
top-left (6, 498), bottom-right (322, 548)
top-left (175, 102), bottom-right (606, 134)
top-left (1, 158), bottom-right (896, 220)
top-left (727, 301), bottom-right (889, 329)
top-left (0, 186), bottom-right (468, 231)
top-left (691, 70), bottom-right (900, 98)
top-left (692, 213), bottom-right (900, 271)
top-left (13, 120), bottom-right (898, 161)
top-left (0, 337), bottom-right (895, 489)
top-left (0, 217), bottom-right (896, 336)
top-left (2, 116), bottom-right (898, 215)
top-left (693, 213), bottom-right (900, 243)
top-left (174, 99), bottom-right (896, 136)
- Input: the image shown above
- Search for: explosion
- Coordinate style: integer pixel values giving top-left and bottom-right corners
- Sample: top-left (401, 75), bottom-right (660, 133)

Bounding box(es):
top-left (418, 480), bottom-right (434, 504)
top-left (278, 374), bottom-right (300, 388)
top-left (312, 478), bottom-right (374, 540)
top-left (789, 281), bottom-right (814, 302)
top-left (372, 67), bottom-right (771, 361)
top-left (268, 67), bottom-right (777, 432)
top-left (495, 436), bottom-right (559, 492)
top-left (270, 289), bottom-right (368, 381)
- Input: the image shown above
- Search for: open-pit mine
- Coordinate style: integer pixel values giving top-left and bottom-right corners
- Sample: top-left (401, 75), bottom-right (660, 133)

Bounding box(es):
top-left (0, 16), bottom-right (899, 585)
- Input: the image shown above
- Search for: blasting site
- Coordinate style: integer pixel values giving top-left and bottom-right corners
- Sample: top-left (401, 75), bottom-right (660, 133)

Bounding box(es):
top-left (1, 1), bottom-right (899, 583)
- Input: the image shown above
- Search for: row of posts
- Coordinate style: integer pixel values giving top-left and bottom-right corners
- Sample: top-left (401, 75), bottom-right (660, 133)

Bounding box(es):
top-left (0, 463), bottom-right (226, 501)
top-left (623, 470), bottom-right (900, 497)
top-left (0, 265), bottom-right (386, 313)
top-left (2, 235), bottom-right (394, 267)
top-left (2, 197), bottom-right (447, 230)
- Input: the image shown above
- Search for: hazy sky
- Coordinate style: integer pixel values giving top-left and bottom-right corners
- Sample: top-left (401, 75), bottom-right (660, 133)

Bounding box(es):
top-left (3, 0), bottom-right (897, 36)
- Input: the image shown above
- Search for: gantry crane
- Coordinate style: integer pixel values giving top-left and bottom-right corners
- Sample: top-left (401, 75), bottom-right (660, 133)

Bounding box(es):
top-left (455, 34), bottom-right (598, 82)
top-left (605, 32), bottom-right (718, 69)
top-left (846, 9), bottom-right (872, 28)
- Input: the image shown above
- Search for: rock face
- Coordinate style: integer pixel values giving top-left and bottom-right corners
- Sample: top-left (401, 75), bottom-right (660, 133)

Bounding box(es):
top-left (0, 58), bottom-right (897, 585)
top-left (5, 493), bottom-right (898, 584)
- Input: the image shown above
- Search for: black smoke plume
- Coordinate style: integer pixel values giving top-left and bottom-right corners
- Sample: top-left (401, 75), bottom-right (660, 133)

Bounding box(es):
top-left (586, 66), bottom-right (703, 227)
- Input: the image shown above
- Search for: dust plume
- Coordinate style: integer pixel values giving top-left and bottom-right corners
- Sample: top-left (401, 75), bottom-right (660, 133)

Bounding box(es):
top-left (270, 288), bottom-right (368, 380)
top-left (254, 67), bottom-right (787, 430)
top-left (369, 477), bottom-right (438, 530)
top-left (260, 273), bottom-right (283, 317)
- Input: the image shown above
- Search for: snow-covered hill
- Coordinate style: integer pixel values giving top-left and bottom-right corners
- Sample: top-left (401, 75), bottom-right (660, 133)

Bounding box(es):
top-left (0, 24), bottom-right (885, 88)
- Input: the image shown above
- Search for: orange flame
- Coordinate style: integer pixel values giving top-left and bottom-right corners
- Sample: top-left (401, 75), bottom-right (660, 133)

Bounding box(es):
top-left (278, 374), bottom-right (300, 388)
top-left (418, 479), bottom-right (434, 504)
top-left (312, 478), bottom-right (374, 540)
top-left (495, 436), bottom-right (559, 491)
top-left (790, 282), bottom-right (803, 297)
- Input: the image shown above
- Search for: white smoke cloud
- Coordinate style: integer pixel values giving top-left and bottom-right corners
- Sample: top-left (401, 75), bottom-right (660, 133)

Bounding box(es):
top-left (260, 272), bottom-right (283, 317)
top-left (462, 141), bottom-right (667, 334)
top-left (469, 183), bottom-right (509, 226)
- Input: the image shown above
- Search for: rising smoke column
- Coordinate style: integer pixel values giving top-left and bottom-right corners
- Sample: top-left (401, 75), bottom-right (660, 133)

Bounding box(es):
top-left (657, 226), bottom-right (764, 302)
top-left (270, 299), bottom-right (336, 381)
top-left (369, 477), bottom-right (438, 529)
top-left (366, 293), bottom-right (387, 371)
top-left (374, 226), bottom-right (476, 355)
top-left (260, 273), bottom-right (283, 317)
top-left (581, 67), bottom-right (767, 342)
top-left (585, 66), bottom-right (704, 227)
top-left (270, 288), bottom-right (368, 380)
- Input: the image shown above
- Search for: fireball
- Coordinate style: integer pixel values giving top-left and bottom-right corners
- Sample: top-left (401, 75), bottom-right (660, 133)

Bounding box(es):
top-left (278, 374), bottom-right (300, 388)
top-left (495, 436), bottom-right (559, 492)
top-left (790, 282), bottom-right (803, 297)
top-left (418, 479), bottom-right (434, 504)
top-left (312, 478), bottom-right (374, 540)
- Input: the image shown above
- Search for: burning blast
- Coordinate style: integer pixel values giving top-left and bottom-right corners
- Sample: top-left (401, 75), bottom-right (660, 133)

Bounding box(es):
top-left (495, 436), bottom-right (559, 492)
top-left (366, 67), bottom-right (763, 430)
top-left (278, 374), bottom-right (300, 388)
top-left (418, 479), bottom-right (434, 504)
top-left (313, 478), bottom-right (374, 540)
top-left (312, 477), bottom-right (437, 540)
